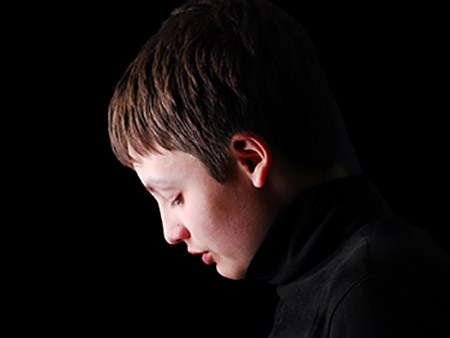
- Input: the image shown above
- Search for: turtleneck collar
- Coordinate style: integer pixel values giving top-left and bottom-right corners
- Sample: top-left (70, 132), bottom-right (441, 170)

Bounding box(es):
top-left (244, 175), bottom-right (393, 285)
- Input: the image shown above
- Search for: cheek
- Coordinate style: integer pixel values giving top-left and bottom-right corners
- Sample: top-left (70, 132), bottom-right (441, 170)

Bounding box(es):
top-left (184, 186), bottom-right (239, 244)
top-left (208, 192), bottom-right (253, 251)
top-left (183, 171), bottom-right (260, 254)
top-left (182, 191), bottom-right (216, 236)
top-left (186, 196), bottom-right (228, 238)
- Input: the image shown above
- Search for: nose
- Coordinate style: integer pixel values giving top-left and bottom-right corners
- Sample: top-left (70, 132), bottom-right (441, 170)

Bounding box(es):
top-left (160, 209), bottom-right (191, 245)
top-left (164, 223), bottom-right (191, 245)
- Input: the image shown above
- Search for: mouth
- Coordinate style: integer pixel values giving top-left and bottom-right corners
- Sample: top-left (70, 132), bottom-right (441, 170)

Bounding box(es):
top-left (201, 252), bottom-right (214, 265)
top-left (189, 251), bottom-right (214, 265)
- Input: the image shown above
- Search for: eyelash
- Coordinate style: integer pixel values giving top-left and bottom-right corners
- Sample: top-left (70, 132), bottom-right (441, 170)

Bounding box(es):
top-left (170, 194), bottom-right (183, 207)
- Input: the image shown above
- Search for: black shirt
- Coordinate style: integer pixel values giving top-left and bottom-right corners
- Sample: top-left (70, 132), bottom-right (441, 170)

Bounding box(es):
top-left (244, 175), bottom-right (450, 337)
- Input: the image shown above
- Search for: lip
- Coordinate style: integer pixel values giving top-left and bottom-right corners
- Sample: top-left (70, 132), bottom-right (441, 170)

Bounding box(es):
top-left (189, 250), bottom-right (213, 265)
top-left (201, 252), bottom-right (213, 265)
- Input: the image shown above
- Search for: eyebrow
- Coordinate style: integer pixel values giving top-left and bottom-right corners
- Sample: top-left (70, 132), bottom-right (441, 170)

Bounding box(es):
top-left (143, 180), bottom-right (176, 204)
top-left (143, 179), bottom-right (173, 193)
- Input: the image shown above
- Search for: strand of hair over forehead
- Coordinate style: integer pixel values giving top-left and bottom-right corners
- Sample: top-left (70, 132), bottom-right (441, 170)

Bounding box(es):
top-left (109, 51), bottom-right (163, 168)
top-left (109, 32), bottom-right (231, 171)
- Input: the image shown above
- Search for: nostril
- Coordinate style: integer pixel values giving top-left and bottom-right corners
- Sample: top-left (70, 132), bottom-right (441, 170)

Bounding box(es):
top-left (165, 224), bottom-right (191, 245)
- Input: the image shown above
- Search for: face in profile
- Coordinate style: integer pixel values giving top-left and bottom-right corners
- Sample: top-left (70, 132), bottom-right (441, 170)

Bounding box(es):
top-left (131, 141), bottom-right (274, 280)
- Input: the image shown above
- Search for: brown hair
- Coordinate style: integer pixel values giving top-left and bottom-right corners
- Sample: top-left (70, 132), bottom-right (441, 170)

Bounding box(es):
top-left (109, 0), bottom-right (359, 182)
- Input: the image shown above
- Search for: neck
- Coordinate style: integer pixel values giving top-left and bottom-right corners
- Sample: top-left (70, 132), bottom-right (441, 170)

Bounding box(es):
top-left (244, 175), bottom-right (391, 284)
top-left (268, 153), bottom-right (348, 209)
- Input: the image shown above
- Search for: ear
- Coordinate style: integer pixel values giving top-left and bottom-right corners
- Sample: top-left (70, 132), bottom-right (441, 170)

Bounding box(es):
top-left (230, 132), bottom-right (272, 188)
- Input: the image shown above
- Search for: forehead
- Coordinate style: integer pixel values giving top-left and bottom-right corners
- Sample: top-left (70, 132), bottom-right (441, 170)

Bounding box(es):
top-left (131, 147), bottom-right (202, 185)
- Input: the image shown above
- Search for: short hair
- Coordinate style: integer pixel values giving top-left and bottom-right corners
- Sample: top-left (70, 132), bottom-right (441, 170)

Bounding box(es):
top-left (108, 0), bottom-right (360, 182)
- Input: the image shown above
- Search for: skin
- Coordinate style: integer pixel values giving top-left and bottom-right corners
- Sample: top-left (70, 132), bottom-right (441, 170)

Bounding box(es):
top-left (131, 133), bottom-right (347, 280)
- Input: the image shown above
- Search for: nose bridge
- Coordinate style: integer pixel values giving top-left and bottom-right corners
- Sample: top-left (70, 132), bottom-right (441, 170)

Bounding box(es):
top-left (160, 206), bottom-right (190, 245)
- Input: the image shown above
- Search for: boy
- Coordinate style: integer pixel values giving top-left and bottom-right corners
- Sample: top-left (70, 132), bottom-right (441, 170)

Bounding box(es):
top-left (108, 0), bottom-right (450, 336)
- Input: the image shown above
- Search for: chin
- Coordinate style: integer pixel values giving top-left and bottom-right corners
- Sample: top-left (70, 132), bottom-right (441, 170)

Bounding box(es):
top-left (216, 262), bottom-right (246, 280)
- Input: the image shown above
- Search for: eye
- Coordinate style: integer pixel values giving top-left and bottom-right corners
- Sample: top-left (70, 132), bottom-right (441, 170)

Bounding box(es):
top-left (170, 193), bottom-right (183, 207)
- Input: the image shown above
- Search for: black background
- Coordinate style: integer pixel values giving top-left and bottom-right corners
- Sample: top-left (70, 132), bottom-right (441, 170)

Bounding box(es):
top-left (15, 1), bottom-right (448, 336)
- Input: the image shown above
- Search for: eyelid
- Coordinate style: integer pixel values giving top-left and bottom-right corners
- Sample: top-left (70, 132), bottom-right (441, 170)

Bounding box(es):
top-left (145, 188), bottom-right (167, 205)
top-left (170, 193), bottom-right (183, 207)
top-left (144, 185), bottom-right (181, 207)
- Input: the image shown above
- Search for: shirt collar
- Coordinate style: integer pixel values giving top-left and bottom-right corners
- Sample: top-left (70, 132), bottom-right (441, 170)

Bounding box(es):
top-left (244, 175), bottom-right (392, 285)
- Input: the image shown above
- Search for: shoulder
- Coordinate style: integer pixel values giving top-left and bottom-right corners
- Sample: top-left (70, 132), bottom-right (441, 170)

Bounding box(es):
top-left (358, 215), bottom-right (450, 288)
top-left (273, 215), bottom-right (450, 337)
top-left (328, 271), bottom-right (450, 337)
top-left (326, 216), bottom-right (450, 337)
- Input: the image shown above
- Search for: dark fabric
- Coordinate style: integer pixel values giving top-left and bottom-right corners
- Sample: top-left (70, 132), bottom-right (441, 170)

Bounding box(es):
top-left (244, 175), bottom-right (450, 337)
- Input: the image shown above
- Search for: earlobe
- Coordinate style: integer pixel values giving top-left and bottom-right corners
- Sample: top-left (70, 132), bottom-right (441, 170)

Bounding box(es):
top-left (231, 132), bottom-right (272, 188)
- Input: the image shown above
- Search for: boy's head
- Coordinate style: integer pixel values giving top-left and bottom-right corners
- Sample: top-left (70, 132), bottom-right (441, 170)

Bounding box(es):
top-left (108, 0), bottom-right (360, 279)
